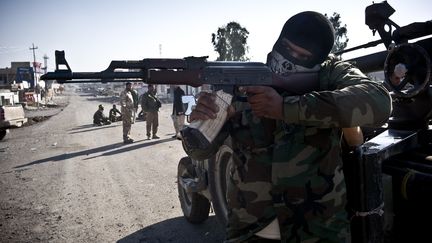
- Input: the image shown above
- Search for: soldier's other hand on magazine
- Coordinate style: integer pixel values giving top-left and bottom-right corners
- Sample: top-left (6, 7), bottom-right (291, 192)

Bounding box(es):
top-left (190, 92), bottom-right (219, 122)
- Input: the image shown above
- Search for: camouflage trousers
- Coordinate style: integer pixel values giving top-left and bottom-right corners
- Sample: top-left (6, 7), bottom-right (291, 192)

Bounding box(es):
top-left (225, 154), bottom-right (350, 243)
top-left (225, 154), bottom-right (275, 242)
top-left (146, 111), bottom-right (159, 137)
top-left (122, 108), bottom-right (133, 140)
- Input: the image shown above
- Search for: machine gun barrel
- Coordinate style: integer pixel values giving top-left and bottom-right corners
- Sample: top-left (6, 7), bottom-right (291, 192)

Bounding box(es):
top-left (347, 37), bottom-right (432, 73)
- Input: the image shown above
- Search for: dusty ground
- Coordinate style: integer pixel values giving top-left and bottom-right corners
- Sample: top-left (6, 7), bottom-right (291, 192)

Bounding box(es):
top-left (0, 91), bottom-right (224, 243)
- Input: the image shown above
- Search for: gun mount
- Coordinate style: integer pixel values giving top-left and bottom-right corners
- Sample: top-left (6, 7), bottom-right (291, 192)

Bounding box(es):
top-left (333, 2), bottom-right (432, 243)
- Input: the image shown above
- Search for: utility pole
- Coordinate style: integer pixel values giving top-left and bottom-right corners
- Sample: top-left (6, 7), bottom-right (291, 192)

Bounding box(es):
top-left (29, 43), bottom-right (38, 87)
top-left (29, 43), bottom-right (38, 108)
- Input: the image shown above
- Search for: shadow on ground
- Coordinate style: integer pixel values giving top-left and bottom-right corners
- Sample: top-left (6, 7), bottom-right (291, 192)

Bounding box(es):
top-left (117, 216), bottom-right (225, 243)
top-left (14, 137), bottom-right (176, 169)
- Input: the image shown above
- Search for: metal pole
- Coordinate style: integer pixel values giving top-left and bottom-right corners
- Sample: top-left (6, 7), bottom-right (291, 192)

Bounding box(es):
top-left (29, 43), bottom-right (38, 87)
top-left (29, 43), bottom-right (38, 108)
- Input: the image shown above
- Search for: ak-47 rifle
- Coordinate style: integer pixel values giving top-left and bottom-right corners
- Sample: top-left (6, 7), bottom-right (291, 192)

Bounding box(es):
top-left (41, 51), bottom-right (318, 95)
top-left (41, 51), bottom-right (320, 149)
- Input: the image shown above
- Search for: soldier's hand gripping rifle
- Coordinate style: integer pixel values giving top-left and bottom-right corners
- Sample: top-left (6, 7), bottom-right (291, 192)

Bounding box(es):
top-left (41, 51), bottom-right (319, 149)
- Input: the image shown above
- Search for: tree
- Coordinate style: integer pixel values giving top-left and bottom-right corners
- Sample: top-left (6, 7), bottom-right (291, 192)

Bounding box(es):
top-left (326, 12), bottom-right (349, 54)
top-left (211, 22), bottom-right (249, 61)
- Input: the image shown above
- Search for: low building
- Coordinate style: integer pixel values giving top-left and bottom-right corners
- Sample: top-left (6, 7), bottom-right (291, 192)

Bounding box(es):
top-left (0, 62), bottom-right (35, 85)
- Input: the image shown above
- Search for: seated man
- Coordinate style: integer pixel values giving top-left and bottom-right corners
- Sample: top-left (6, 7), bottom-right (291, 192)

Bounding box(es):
top-left (93, 104), bottom-right (111, 126)
top-left (109, 104), bottom-right (122, 122)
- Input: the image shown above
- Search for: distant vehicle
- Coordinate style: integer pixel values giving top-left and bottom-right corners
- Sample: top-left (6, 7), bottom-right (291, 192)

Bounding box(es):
top-left (0, 105), bottom-right (27, 140)
top-left (0, 90), bottom-right (28, 140)
top-left (96, 88), bottom-right (113, 96)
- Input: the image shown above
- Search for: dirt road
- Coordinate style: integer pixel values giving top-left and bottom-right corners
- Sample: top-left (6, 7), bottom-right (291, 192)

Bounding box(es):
top-left (0, 91), bottom-right (224, 242)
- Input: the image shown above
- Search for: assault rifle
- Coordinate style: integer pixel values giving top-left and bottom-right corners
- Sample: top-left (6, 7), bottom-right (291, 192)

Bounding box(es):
top-left (41, 51), bottom-right (319, 96)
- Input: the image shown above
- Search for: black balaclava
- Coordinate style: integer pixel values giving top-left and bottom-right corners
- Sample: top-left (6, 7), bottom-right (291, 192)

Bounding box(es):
top-left (272, 11), bottom-right (335, 68)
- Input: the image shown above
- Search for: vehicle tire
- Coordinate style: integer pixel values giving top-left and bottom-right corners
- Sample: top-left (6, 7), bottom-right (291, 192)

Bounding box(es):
top-left (0, 130), bottom-right (6, 141)
top-left (177, 156), bottom-right (210, 224)
top-left (208, 138), bottom-right (234, 225)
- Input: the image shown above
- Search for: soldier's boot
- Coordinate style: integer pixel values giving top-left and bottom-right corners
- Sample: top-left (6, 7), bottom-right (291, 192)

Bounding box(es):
top-left (123, 136), bottom-right (134, 144)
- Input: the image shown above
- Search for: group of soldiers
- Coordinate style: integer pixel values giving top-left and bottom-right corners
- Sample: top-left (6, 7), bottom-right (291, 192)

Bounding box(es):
top-left (92, 104), bottom-right (121, 126)
top-left (92, 83), bottom-right (166, 144)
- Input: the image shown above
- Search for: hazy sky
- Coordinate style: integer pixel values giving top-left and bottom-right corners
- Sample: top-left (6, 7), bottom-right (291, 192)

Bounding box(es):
top-left (0, 0), bottom-right (430, 72)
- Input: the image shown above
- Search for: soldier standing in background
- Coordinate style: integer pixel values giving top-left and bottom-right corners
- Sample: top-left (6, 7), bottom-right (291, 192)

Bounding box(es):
top-left (120, 82), bottom-right (135, 144)
top-left (141, 84), bottom-right (161, 140)
top-left (172, 85), bottom-right (186, 139)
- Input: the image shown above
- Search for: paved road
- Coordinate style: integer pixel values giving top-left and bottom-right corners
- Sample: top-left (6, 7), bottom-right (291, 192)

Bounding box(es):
top-left (0, 92), bottom-right (224, 242)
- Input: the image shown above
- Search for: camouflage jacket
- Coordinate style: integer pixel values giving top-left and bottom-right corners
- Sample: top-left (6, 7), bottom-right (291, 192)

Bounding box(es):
top-left (185, 56), bottom-right (392, 242)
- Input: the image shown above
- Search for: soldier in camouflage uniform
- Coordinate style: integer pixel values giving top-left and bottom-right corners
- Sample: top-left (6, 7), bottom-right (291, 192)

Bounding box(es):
top-left (120, 82), bottom-right (135, 144)
top-left (184, 11), bottom-right (392, 243)
top-left (141, 84), bottom-right (162, 139)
